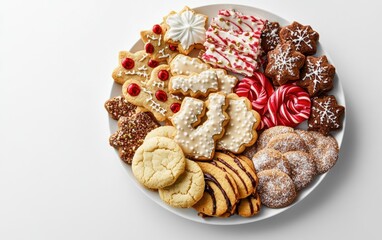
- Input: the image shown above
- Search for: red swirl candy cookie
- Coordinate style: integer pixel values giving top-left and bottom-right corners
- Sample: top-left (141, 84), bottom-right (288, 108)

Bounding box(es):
top-left (263, 84), bottom-right (311, 128)
top-left (235, 72), bottom-right (274, 116)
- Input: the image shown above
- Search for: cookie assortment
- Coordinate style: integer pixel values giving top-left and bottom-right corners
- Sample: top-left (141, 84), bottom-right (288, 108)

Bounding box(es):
top-left (105, 6), bottom-right (345, 219)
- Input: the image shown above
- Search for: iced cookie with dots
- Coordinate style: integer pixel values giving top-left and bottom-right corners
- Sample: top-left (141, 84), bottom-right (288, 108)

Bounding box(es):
top-left (236, 192), bottom-right (261, 217)
top-left (213, 152), bottom-right (258, 199)
top-left (252, 148), bottom-right (292, 176)
top-left (104, 96), bottom-right (137, 120)
top-left (132, 136), bottom-right (186, 189)
top-left (261, 21), bottom-right (281, 53)
top-left (163, 6), bottom-right (208, 55)
top-left (159, 159), bottom-right (205, 208)
top-left (169, 69), bottom-right (219, 98)
top-left (145, 126), bottom-right (177, 141)
top-left (266, 133), bottom-right (308, 153)
top-left (308, 95), bottom-right (345, 135)
top-left (122, 65), bottom-right (182, 122)
top-left (298, 56), bottom-right (336, 97)
top-left (257, 169), bottom-right (297, 208)
top-left (265, 41), bottom-right (305, 86)
top-left (112, 50), bottom-right (160, 85)
top-left (193, 161), bottom-right (238, 217)
top-left (300, 130), bottom-right (339, 174)
top-left (279, 21), bottom-right (319, 56)
top-left (171, 93), bottom-right (229, 160)
top-left (216, 94), bottom-right (261, 154)
top-left (256, 126), bottom-right (295, 152)
top-left (283, 151), bottom-right (317, 191)
top-left (109, 112), bottom-right (160, 164)
top-left (140, 23), bottom-right (179, 62)
top-left (169, 54), bottom-right (238, 94)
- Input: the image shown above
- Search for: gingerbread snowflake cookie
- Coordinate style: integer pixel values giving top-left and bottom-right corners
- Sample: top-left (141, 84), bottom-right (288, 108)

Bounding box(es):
top-left (261, 21), bottom-right (281, 53)
top-left (308, 95), bottom-right (345, 135)
top-left (279, 21), bottom-right (319, 55)
top-left (164, 6), bottom-right (208, 55)
top-left (297, 55), bottom-right (336, 97)
top-left (265, 41), bottom-right (305, 85)
top-left (140, 24), bottom-right (178, 62)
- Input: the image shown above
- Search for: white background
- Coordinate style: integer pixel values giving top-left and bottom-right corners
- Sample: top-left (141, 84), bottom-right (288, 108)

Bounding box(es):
top-left (0, 0), bottom-right (381, 239)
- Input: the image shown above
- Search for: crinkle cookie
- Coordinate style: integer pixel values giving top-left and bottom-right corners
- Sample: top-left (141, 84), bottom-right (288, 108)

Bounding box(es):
top-left (145, 126), bottom-right (177, 141)
top-left (257, 169), bottom-right (296, 208)
top-left (266, 133), bottom-right (308, 153)
top-left (132, 136), bottom-right (186, 189)
top-left (256, 126), bottom-right (294, 152)
top-left (252, 148), bottom-right (291, 176)
top-left (159, 159), bottom-right (205, 208)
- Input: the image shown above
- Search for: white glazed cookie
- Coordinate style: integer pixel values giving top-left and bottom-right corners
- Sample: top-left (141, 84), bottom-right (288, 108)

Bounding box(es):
top-left (171, 93), bottom-right (229, 160)
top-left (159, 159), bottom-right (205, 208)
top-left (169, 54), bottom-right (238, 94)
top-left (132, 136), bottom-right (186, 189)
top-left (164, 6), bottom-right (208, 55)
top-left (169, 69), bottom-right (219, 97)
top-left (217, 94), bottom-right (261, 154)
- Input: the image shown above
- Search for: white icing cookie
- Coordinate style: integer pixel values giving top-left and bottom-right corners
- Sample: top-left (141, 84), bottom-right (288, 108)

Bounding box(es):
top-left (169, 54), bottom-right (238, 94)
top-left (217, 94), bottom-right (261, 154)
top-left (164, 6), bottom-right (208, 55)
top-left (169, 69), bottom-right (218, 97)
top-left (171, 93), bottom-right (229, 160)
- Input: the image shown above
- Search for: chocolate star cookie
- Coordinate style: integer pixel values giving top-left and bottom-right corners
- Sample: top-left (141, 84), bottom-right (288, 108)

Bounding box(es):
top-left (279, 21), bottom-right (319, 55)
top-left (265, 41), bottom-right (305, 85)
top-left (104, 96), bottom-right (137, 120)
top-left (109, 112), bottom-right (160, 164)
top-left (308, 95), bottom-right (345, 135)
top-left (261, 21), bottom-right (281, 53)
top-left (298, 56), bottom-right (336, 97)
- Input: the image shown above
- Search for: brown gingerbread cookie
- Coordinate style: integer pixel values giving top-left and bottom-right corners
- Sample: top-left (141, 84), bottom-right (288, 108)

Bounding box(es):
top-left (265, 41), bottom-right (305, 85)
top-left (261, 21), bottom-right (281, 53)
top-left (109, 112), bottom-right (160, 164)
top-left (104, 96), bottom-right (137, 120)
top-left (308, 95), bottom-right (345, 135)
top-left (279, 21), bottom-right (319, 55)
top-left (298, 56), bottom-right (336, 97)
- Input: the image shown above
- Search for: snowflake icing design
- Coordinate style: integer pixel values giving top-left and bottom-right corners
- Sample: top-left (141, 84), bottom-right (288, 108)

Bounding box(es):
top-left (263, 22), bottom-right (280, 48)
top-left (312, 98), bottom-right (339, 127)
top-left (286, 25), bottom-right (315, 51)
top-left (302, 58), bottom-right (328, 92)
top-left (269, 45), bottom-right (302, 79)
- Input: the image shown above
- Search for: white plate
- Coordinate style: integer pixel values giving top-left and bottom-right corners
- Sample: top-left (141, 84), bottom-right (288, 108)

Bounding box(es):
top-left (109, 4), bottom-right (346, 225)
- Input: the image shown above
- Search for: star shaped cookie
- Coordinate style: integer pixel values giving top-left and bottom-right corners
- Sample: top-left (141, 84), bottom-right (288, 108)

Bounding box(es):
top-left (109, 112), bottom-right (160, 164)
top-left (308, 95), bottom-right (345, 135)
top-left (298, 55), bottom-right (336, 97)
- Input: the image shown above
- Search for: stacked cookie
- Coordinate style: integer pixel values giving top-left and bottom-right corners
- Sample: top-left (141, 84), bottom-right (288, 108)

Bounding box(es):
top-left (105, 6), bottom-right (345, 219)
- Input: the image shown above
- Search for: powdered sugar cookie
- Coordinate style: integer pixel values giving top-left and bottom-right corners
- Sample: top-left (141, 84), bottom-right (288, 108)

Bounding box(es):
top-left (257, 169), bottom-right (297, 208)
top-left (163, 6), bottom-right (208, 55)
top-left (283, 151), bottom-right (317, 191)
top-left (256, 126), bottom-right (295, 152)
top-left (169, 54), bottom-right (238, 94)
top-left (171, 93), bottom-right (229, 160)
top-left (112, 50), bottom-right (160, 85)
top-left (266, 132), bottom-right (308, 153)
top-left (122, 65), bottom-right (182, 121)
top-left (169, 69), bottom-right (219, 97)
top-left (252, 148), bottom-right (291, 175)
top-left (216, 94), bottom-right (261, 154)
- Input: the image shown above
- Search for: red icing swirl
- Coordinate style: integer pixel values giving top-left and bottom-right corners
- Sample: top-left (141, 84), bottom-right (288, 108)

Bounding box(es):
top-left (145, 43), bottom-right (154, 54)
top-left (263, 84), bottom-right (311, 129)
top-left (155, 90), bottom-right (167, 102)
top-left (121, 58), bottom-right (134, 70)
top-left (127, 83), bottom-right (141, 96)
top-left (158, 70), bottom-right (169, 81)
top-left (170, 103), bottom-right (181, 113)
top-left (235, 72), bottom-right (274, 115)
top-left (152, 24), bottom-right (162, 34)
